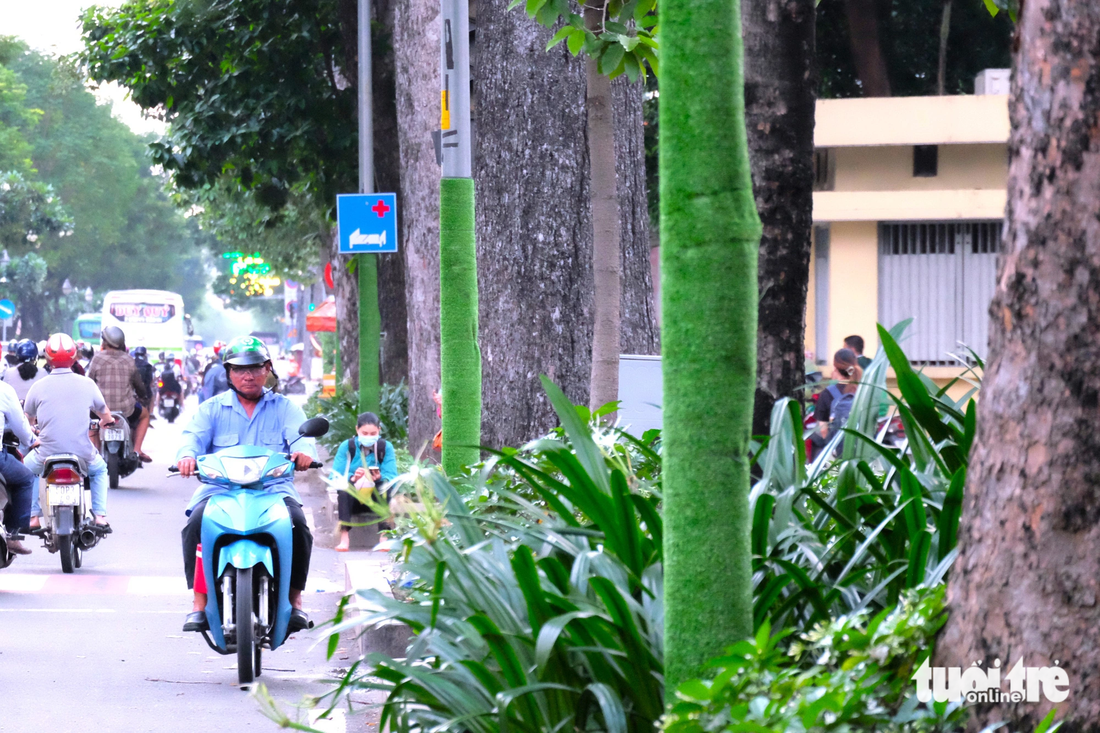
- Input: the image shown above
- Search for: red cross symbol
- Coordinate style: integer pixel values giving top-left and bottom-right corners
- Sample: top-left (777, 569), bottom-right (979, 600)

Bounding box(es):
top-left (371, 199), bottom-right (391, 217)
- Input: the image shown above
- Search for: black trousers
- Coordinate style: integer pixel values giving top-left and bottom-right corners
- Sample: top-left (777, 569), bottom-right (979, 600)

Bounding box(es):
top-left (182, 497), bottom-right (312, 591)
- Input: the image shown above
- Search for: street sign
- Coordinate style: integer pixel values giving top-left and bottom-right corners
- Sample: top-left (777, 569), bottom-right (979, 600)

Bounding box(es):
top-left (337, 193), bottom-right (398, 254)
top-left (0, 299), bottom-right (15, 321)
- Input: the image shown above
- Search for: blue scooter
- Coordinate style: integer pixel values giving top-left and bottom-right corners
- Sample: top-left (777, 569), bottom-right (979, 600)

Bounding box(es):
top-left (177, 417), bottom-right (328, 685)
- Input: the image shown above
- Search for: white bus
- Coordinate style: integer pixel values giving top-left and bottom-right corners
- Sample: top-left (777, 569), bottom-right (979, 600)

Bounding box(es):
top-left (101, 290), bottom-right (187, 359)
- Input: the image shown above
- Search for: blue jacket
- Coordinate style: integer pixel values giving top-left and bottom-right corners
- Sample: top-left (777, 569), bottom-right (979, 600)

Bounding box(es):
top-left (330, 437), bottom-right (399, 487)
top-left (201, 362), bottom-right (228, 402)
top-left (176, 389), bottom-right (318, 512)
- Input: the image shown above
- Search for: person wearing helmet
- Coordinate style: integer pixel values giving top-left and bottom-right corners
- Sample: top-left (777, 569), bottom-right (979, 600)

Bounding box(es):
top-left (88, 326), bottom-right (152, 463)
top-left (24, 334), bottom-right (118, 531)
top-left (200, 344), bottom-right (229, 402)
top-left (2, 339), bottom-right (46, 402)
top-left (0, 370), bottom-right (38, 554)
top-left (131, 346), bottom-right (156, 416)
top-left (176, 336), bottom-right (318, 633)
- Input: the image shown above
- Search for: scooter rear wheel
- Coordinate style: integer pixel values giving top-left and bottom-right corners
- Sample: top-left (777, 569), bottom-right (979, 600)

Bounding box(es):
top-left (59, 534), bottom-right (75, 574)
top-left (107, 452), bottom-right (120, 489)
top-left (236, 567), bottom-right (257, 685)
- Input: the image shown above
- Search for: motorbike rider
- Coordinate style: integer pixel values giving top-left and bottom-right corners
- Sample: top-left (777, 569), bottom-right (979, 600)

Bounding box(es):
top-left (87, 327), bottom-right (152, 463)
top-left (24, 334), bottom-right (117, 532)
top-left (176, 336), bottom-right (317, 633)
top-left (0, 375), bottom-right (38, 554)
top-left (131, 347), bottom-right (156, 415)
top-left (157, 353), bottom-right (184, 400)
top-left (200, 341), bottom-right (228, 402)
top-left (2, 339), bottom-right (46, 402)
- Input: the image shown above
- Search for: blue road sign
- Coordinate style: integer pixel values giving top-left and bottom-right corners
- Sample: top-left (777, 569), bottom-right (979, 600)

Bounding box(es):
top-left (0, 299), bottom-right (15, 320)
top-left (337, 193), bottom-right (398, 254)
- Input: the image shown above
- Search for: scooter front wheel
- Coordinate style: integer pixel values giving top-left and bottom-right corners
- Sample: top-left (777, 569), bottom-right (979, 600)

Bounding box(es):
top-left (236, 567), bottom-right (257, 685)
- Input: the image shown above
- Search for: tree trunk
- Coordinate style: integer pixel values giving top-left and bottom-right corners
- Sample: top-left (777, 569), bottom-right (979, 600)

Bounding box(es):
top-left (393, 0), bottom-right (441, 452)
top-left (843, 0), bottom-right (890, 96)
top-left (613, 76), bottom-right (660, 358)
top-left (937, 2), bottom-right (1100, 728)
top-left (936, 0), bottom-right (952, 96)
top-left (660, 0), bottom-right (761, 697)
top-left (336, 0), bottom-right (409, 390)
top-left (584, 5), bottom-right (622, 415)
top-left (472, 0), bottom-right (657, 450)
top-left (743, 0), bottom-right (815, 437)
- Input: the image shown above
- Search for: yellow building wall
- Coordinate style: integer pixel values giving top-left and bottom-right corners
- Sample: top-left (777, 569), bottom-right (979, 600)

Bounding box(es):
top-left (828, 222), bottom-right (879, 356)
top-left (833, 144), bottom-right (1007, 192)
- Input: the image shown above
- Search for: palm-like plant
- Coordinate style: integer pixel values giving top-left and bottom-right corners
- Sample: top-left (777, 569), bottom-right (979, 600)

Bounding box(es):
top-left (316, 377), bottom-right (665, 733)
top-left (751, 321), bottom-right (978, 633)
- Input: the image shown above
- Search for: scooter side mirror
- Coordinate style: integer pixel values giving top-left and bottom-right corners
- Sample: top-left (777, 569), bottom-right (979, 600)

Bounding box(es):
top-left (297, 417), bottom-right (330, 439)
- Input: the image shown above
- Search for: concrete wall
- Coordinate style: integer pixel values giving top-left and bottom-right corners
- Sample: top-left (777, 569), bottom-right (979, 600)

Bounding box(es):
top-left (833, 144), bottom-right (1007, 191)
top-left (827, 221), bottom-right (879, 356)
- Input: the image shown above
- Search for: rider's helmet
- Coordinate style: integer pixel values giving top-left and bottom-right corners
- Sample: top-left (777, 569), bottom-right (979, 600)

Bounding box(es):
top-left (212, 340), bottom-right (227, 356)
top-left (14, 339), bottom-right (37, 363)
top-left (159, 351), bottom-right (169, 362)
top-left (80, 345), bottom-right (94, 361)
top-left (101, 325), bottom-right (126, 351)
top-left (6, 340), bottom-right (15, 353)
top-left (222, 336), bottom-right (272, 369)
top-left (44, 333), bottom-right (78, 369)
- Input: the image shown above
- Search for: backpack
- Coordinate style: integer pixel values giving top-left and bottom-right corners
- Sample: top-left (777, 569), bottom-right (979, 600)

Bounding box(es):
top-left (827, 384), bottom-right (856, 433)
top-left (345, 437), bottom-right (389, 497)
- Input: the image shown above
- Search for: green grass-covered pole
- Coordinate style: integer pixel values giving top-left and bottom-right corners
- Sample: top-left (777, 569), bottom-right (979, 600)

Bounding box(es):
top-left (439, 178), bottom-right (480, 473)
top-left (358, 254), bottom-right (381, 413)
top-left (660, 0), bottom-right (763, 699)
top-left (438, 0), bottom-right (480, 474)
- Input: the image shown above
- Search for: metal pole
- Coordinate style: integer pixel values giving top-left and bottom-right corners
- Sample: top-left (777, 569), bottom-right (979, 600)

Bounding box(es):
top-left (357, 0), bottom-right (382, 413)
top-left (438, 0), bottom-right (480, 473)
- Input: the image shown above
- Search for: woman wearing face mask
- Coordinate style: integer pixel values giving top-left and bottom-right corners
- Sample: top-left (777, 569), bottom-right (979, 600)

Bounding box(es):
top-left (330, 412), bottom-right (399, 552)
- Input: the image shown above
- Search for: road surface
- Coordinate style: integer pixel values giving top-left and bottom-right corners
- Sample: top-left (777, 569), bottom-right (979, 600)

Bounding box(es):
top-left (0, 397), bottom-right (355, 732)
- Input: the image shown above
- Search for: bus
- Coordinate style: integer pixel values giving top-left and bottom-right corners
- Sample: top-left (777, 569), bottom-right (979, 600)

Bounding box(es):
top-left (72, 313), bottom-right (102, 347)
top-left (101, 290), bottom-right (186, 360)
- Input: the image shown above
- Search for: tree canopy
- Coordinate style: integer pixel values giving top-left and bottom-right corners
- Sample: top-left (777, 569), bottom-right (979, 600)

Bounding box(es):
top-left (0, 37), bottom-right (209, 335)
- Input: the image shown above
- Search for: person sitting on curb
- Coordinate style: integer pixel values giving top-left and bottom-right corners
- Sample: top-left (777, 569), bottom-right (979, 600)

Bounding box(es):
top-left (330, 412), bottom-right (399, 552)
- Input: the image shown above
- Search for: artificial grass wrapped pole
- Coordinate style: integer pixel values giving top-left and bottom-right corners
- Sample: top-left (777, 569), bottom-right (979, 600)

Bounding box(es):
top-left (439, 177), bottom-right (481, 474)
top-left (358, 253), bottom-right (381, 413)
top-left (660, 0), bottom-right (763, 698)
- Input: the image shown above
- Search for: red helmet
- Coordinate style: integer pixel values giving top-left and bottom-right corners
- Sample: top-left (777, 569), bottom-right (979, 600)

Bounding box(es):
top-left (213, 340), bottom-right (227, 355)
top-left (45, 333), bottom-right (78, 368)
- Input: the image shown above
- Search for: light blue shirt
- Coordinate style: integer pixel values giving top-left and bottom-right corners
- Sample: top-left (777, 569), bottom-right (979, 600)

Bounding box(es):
top-left (176, 389), bottom-right (318, 512)
top-left (0, 379), bottom-right (34, 453)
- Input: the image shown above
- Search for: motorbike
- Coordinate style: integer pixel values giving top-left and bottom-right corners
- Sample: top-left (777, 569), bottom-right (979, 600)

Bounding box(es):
top-left (175, 416), bottom-right (328, 685)
top-left (158, 367), bottom-right (184, 423)
top-left (0, 430), bottom-right (23, 569)
top-left (99, 411), bottom-right (141, 489)
top-left (38, 453), bottom-right (107, 573)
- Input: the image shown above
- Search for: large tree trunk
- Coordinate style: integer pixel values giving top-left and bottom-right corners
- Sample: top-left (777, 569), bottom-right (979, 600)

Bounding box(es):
top-left (937, 2), bottom-right (1100, 728)
top-left (743, 0), bottom-right (815, 437)
top-left (843, 0), bottom-right (890, 96)
top-left (472, 0), bottom-right (657, 450)
top-left (336, 0), bottom-right (409, 389)
top-left (393, 0), bottom-right (441, 452)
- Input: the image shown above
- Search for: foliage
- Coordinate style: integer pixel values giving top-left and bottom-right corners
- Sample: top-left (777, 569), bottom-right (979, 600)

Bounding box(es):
top-left (663, 586), bottom-right (967, 732)
top-left (301, 380), bottom-right (664, 733)
top-left (0, 40), bottom-right (210, 335)
top-left (816, 0), bottom-right (1013, 99)
top-left (304, 381), bottom-right (409, 452)
top-left (80, 0), bottom-right (356, 214)
top-left (509, 0), bottom-right (658, 83)
top-left (750, 320), bottom-right (978, 634)
top-left (0, 170), bottom-right (71, 249)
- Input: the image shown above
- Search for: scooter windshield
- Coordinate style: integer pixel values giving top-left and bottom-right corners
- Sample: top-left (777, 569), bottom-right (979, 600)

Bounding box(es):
top-left (196, 446), bottom-right (292, 488)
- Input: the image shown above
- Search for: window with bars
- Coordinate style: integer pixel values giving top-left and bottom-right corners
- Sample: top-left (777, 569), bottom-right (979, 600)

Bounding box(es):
top-left (878, 221), bottom-right (1001, 365)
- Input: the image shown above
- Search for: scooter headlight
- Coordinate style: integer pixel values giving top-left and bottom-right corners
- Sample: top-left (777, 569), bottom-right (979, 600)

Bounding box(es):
top-left (218, 456), bottom-right (269, 485)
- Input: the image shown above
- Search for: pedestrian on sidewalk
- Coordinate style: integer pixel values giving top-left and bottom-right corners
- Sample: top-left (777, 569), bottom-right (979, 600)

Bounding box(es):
top-left (330, 412), bottom-right (399, 552)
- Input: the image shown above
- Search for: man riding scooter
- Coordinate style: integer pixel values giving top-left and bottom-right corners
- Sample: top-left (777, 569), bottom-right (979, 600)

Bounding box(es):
top-left (175, 336), bottom-right (318, 633)
top-left (88, 327), bottom-right (152, 463)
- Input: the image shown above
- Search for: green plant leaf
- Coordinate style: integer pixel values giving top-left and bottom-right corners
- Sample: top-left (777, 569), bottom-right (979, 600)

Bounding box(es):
top-left (599, 44), bottom-right (625, 76)
top-left (546, 26), bottom-right (573, 51)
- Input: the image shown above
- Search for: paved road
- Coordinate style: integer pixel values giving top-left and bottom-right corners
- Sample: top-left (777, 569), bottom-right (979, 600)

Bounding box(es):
top-left (0, 397), bottom-right (353, 733)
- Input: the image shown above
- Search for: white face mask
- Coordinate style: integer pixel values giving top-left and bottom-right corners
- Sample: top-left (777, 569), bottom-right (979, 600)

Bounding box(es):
top-left (358, 434), bottom-right (379, 448)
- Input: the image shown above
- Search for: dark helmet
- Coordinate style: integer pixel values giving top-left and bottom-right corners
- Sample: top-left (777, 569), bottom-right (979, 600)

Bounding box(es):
top-left (14, 339), bottom-right (37, 363)
top-left (101, 325), bottom-right (126, 351)
top-left (159, 351), bottom-right (169, 362)
top-left (222, 336), bottom-right (271, 367)
top-left (133, 346), bottom-right (148, 358)
top-left (80, 345), bottom-right (94, 360)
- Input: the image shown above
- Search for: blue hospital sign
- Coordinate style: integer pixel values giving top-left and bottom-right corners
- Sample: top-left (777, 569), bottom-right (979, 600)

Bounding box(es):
top-left (337, 193), bottom-right (398, 254)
